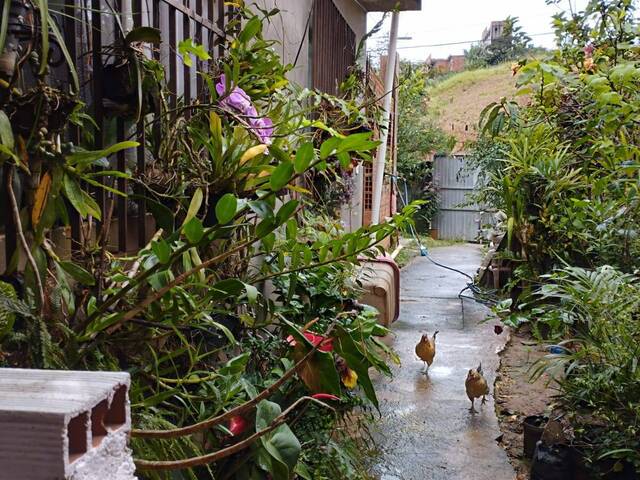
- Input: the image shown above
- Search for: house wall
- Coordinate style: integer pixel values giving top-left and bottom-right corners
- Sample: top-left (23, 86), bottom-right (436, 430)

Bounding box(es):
top-left (249, 0), bottom-right (366, 88)
top-left (333, 0), bottom-right (366, 51)
top-left (249, 0), bottom-right (314, 87)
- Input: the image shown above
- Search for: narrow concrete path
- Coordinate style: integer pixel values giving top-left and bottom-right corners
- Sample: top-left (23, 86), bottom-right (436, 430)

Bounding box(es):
top-left (369, 244), bottom-right (515, 480)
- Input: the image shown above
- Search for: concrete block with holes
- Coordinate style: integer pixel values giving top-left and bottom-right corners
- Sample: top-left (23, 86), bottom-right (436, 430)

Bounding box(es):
top-left (0, 368), bottom-right (137, 480)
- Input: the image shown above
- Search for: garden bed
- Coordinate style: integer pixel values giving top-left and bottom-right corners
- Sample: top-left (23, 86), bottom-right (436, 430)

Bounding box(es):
top-left (494, 326), bottom-right (555, 479)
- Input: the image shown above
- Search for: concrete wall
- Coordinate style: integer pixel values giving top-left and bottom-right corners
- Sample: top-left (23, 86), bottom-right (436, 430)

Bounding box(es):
top-left (249, 0), bottom-right (314, 88)
top-left (249, 0), bottom-right (366, 88)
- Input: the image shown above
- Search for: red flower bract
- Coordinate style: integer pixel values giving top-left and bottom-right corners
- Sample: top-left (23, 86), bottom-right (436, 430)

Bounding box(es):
top-left (228, 415), bottom-right (248, 436)
top-left (312, 393), bottom-right (340, 401)
top-left (286, 332), bottom-right (334, 352)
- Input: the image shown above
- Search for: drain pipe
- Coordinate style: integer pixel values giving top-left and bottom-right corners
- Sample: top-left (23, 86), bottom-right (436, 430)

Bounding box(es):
top-left (370, 10), bottom-right (399, 226)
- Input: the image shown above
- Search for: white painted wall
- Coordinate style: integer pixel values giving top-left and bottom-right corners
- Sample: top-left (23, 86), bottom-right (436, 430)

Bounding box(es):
top-left (249, 0), bottom-right (314, 88)
top-left (249, 0), bottom-right (367, 88)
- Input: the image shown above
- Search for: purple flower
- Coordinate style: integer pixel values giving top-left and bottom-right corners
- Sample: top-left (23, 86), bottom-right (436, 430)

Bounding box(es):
top-left (216, 74), bottom-right (274, 144)
top-left (250, 116), bottom-right (274, 144)
top-left (216, 74), bottom-right (253, 113)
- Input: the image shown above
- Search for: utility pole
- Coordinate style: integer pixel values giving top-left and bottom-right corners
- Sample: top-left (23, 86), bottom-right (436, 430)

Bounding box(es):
top-left (370, 10), bottom-right (399, 226)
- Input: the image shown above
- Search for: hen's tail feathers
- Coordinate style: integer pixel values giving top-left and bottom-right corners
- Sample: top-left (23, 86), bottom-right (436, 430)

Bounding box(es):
top-left (433, 330), bottom-right (439, 339)
top-left (477, 361), bottom-right (483, 375)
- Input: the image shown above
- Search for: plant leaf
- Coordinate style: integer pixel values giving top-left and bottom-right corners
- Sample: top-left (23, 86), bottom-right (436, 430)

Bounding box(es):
top-left (58, 261), bottom-right (95, 285)
top-left (294, 142), bottom-right (314, 173)
top-left (215, 193), bottom-right (237, 224)
top-left (184, 188), bottom-right (203, 225)
top-left (125, 26), bottom-right (161, 45)
top-left (66, 141), bottom-right (139, 168)
top-left (270, 161), bottom-right (294, 191)
top-left (32, 172), bottom-right (51, 227)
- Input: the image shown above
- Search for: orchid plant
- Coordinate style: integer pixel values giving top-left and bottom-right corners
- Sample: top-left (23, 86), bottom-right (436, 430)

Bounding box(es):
top-left (0, 4), bottom-right (417, 480)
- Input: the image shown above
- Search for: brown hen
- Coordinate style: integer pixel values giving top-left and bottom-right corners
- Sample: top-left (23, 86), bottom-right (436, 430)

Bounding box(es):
top-left (415, 331), bottom-right (438, 372)
top-left (465, 362), bottom-right (489, 412)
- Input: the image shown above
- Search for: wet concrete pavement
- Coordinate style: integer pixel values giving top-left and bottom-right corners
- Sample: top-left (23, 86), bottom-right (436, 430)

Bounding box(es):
top-left (369, 244), bottom-right (515, 480)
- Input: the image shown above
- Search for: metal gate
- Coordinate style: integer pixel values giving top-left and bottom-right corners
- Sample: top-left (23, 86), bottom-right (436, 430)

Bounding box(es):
top-left (432, 154), bottom-right (482, 241)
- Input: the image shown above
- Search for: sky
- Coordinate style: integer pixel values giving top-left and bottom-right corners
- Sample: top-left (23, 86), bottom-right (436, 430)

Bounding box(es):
top-left (367, 0), bottom-right (591, 62)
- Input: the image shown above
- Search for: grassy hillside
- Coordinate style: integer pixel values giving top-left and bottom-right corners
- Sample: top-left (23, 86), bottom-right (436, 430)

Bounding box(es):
top-left (426, 63), bottom-right (521, 152)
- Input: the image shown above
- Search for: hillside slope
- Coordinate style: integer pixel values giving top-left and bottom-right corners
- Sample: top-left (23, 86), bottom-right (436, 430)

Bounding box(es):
top-left (427, 63), bottom-right (521, 152)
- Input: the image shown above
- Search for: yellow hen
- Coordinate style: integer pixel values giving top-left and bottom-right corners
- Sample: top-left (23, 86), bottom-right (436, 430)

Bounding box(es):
top-left (465, 362), bottom-right (489, 413)
top-left (415, 331), bottom-right (438, 372)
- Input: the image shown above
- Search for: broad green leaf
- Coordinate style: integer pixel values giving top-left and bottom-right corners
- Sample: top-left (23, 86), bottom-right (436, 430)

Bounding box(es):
top-left (256, 217), bottom-right (276, 239)
top-left (276, 200), bottom-right (298, 226)
top-left (319, 137), bottom-right (341, 159)
top-left (219, 352), bottom-right (250, 375)
top-left (294, 142), bottom-right (314, 173)
top-left (262, 425), bottom-right (300, 477)
top-left (256, 400), bottom-right (281, 431)
top-left (209, 278), bottom-right (245, 301)
top-left (215, 193), bottom-right (237, 224)
top-left (270, 161), bottom-right (294, 191)
top-left (183, 217), bottom-right (204, 243)
top-left (238, 16), bottom-right (262, 44)
top-left (262, 232), bottom-right (276, 251)
top-left (125, 26), bottom-right (161, 45)
top-left (58, 261), bottom-right (95, 285)
top-left (151, 239), bottom-right (171, 264)
top-left (285, 218), bottom-right (297, 240)
top-left (178, 39), bottom-right (211, 67)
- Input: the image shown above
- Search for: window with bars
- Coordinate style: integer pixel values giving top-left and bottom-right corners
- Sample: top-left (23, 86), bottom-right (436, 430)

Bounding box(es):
top-left (363, 162), bottom-right (373, 210)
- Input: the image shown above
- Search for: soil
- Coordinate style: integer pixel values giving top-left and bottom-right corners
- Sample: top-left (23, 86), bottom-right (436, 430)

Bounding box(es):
top-left (494, 325), bottom-right (557, 479)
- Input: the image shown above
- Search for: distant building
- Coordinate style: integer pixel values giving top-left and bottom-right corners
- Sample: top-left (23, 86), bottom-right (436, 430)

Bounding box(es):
top-left (426, 54), bottom-right (466, 73)
top-left (482, 20), bottom-right (505, 45)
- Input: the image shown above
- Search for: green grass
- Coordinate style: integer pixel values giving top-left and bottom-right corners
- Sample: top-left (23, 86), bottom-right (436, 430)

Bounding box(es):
top-left (427, 63), bottom-right (512, 98)
top-left (395, 235), bottom-right (464, 268)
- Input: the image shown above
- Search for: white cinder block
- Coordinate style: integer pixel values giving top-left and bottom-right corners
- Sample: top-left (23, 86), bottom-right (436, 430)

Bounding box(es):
top-left (0, 368), bottom-right (137, 480)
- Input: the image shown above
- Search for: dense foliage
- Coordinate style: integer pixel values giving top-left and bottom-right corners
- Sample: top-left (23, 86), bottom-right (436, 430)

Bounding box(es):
top-left (396, 61), bottom-right (454, 225)
top-left (0, 4), bottom-right (418, 479)
top-left (473, 0), bottom-right (640, 473)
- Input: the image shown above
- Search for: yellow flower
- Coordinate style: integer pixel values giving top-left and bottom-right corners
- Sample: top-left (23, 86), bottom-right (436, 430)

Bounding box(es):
top-left (341, 368), bottom-right (358, 389)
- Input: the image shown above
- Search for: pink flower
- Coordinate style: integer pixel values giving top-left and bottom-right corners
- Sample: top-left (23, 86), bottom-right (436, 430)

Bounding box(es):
top-left (583, 44), bottom-right (595, 57)
top-left (311, 393), bottom-right (340, 401)
top-left (286, 332), bottom-right (334, 352)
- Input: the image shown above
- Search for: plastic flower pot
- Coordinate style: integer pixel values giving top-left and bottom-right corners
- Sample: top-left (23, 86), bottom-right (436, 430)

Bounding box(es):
top-left (530, 441), bottom-right (573, 480)
top-left (547, 345), bottom-right (565, 355)
top-left (523, 415), bottom-right (548, 459)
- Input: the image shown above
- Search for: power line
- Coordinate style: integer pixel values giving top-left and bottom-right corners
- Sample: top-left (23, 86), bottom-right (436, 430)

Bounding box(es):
top-left (396, 32), bottom-right (555, 50)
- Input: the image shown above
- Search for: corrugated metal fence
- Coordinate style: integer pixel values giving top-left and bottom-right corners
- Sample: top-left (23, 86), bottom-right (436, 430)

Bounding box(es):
top-left (432, 154), bottom-right (486, 242)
